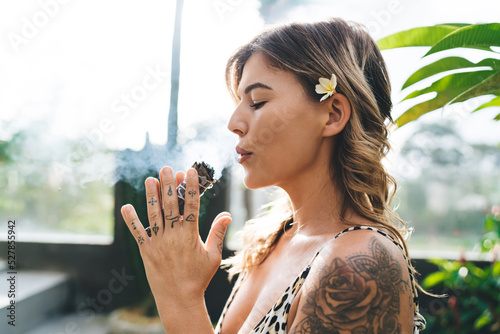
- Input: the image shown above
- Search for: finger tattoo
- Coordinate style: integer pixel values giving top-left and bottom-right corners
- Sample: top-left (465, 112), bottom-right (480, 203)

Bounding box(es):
top-left (167, 216), bottom-right (179, 228)
top-left (148, 197), bottom-right (157, 206)
top-left (138, 236), bottom-right (145, 245)
top-left (152, 222), bottom-right (159, 236)
top-left (131, 221), bottom-right (137, 230)
top-left (165, 209), bottom-right (180, 228)
top-left (185, 214), bottom-right (196, 222)
top-left (167, 186), bottom-right (173, 196)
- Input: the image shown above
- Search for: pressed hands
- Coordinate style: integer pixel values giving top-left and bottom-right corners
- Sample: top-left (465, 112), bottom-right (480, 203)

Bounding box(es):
top-left (121, 166), bottom-right (232, 333)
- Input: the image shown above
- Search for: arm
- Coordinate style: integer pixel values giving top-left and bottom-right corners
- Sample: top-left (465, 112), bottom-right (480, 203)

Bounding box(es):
top-left (121, 166), bottom-right (232, 333)
top-left (289, 235), bottom-right (413, 334)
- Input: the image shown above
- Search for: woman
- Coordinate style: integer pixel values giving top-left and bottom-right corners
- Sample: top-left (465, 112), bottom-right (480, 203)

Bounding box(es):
top-left (121, 18), bottom-right (426, 333)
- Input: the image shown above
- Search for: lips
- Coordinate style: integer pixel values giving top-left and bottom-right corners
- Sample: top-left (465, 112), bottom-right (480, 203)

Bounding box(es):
top-left (236, 146), bottom-right (253, 164)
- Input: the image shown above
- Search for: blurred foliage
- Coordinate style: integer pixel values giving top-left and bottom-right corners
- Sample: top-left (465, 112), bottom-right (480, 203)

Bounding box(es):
top-left (422, 209), bottom-right (500, 333)
top-left (0, 123), bottom-right (114, 239)
top-left (477, 208), bottom-right (500, 252)
top-left (377, 23), bottom-right (500, 127)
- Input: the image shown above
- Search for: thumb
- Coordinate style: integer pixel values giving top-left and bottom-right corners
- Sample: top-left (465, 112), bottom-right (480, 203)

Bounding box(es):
top-left (206, 212), bottom-right (232, 257)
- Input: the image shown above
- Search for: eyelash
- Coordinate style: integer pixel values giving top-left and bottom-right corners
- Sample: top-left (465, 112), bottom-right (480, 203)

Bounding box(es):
top-left (250, 101), bottom-right (266, 110)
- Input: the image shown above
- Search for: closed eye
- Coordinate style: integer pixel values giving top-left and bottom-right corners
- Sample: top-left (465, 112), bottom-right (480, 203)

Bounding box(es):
top-left (250, 101), bottom-right (267, 110)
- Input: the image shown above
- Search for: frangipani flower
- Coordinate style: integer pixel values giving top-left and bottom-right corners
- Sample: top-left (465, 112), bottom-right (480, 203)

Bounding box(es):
top-left (315, 73), bottom-right (337, 102)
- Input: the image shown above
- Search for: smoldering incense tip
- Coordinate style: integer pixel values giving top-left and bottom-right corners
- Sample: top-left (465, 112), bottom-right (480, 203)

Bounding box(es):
top-left (177, 161), bottom-right (216, 215)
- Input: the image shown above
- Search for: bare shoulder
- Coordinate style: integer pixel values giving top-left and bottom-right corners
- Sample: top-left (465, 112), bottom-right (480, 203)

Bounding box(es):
top-left (289, 229), bottom-right (414, 334)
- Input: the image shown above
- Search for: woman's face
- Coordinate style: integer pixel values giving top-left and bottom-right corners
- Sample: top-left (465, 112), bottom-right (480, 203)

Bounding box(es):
top-left (228, 52), bottom-right (330, 190)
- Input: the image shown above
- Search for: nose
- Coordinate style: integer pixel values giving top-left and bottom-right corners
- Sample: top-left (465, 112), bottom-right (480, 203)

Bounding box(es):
top-left (227, 104), bottom-right (248, 137)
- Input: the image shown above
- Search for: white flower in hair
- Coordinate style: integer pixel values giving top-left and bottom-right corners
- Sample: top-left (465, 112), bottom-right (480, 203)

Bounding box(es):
top-left (315, 73), bottom-right (337, 102)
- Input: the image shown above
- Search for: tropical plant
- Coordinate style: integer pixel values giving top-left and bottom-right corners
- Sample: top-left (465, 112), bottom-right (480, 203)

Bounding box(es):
top-left (377, 23), bottom-right (500, 127)
top-left (421, 209), bottom-right (500, 333)
top-left (477, 206), bottom-right (500, 253)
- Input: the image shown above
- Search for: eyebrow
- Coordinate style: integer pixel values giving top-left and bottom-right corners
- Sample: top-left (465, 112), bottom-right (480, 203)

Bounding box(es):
top-left (243, 82), bottom-right (273, 95)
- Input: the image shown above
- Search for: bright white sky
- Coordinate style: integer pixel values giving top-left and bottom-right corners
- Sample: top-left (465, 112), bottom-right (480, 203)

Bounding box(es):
top-left (1, 0), bottom-right (499, 155)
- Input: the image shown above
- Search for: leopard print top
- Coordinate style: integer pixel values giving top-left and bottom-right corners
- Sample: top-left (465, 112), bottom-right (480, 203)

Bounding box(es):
top-left (214, 226), bottom-right (426, 334)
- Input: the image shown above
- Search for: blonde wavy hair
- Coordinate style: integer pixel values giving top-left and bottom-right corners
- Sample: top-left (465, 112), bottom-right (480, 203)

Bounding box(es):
top-left (223, 18), bottom-right (413, 282)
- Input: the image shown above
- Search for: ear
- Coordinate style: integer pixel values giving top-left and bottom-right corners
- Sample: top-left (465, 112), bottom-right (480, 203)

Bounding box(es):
top-left (322, 93), bottom-right (351, 137)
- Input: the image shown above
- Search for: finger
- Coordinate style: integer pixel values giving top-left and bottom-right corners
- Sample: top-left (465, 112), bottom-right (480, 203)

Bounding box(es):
top-left (174, 171), bottom-right (186, 216)
top-left (175, 170), bottom-right (184, 188)
top-left (145, 177), bottom-right (163, 238)
top-left (121, 204), bottom-right (149, 247)
top-left (159, 167), bottom-right (176, 236)
top-left (160, 167), bottom-right (181, 230)
top-left (206, 212), bottom-right (232, 257)
top-left (213, 212), bottom-right (232, 220)
top-left (183, 168), bottom-right (200, 236)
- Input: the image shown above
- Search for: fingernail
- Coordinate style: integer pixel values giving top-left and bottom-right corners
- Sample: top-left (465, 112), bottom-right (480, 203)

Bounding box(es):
top-left (187, 168), bottom-right (196, 177)
top-left (122, 204), bottom-right (132, 213)
top-left (163, 167), bottom-right (172, 177)
top-left (146, 178), bottom-right (155, 186)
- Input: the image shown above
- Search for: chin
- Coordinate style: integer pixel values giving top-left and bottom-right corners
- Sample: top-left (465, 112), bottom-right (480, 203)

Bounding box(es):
top-left (243, 170), bottom-right (275, 190)
top-left (242, 170), bottom-right (264, 190)
top-left (243, 177), bottom-right (261, 190)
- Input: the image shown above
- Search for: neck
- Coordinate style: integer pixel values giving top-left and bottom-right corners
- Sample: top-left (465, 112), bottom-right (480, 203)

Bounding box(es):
top-left (280, 158), bottom-right (347, 236)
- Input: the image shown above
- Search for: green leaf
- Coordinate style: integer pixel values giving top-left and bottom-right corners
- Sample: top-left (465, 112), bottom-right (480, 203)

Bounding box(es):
top-left (402, 57), bottom-right (500, 89)
top-left (377, 24), bottom-right (470, 50)
top-left (473, 95), bottom-right (500, 112)
top-left (426, 23), bottom-right (500, 56)
top-left (422, 271), bottom-right (449, 288)
top-left (450, 70), bottom-right (500, 103)
top-left (396, 73), bottom-right (494, 126)
top-left (473, 310), bottom-right (492, 329)
top-left (396, 98), bottom-right (443, 127)
top-left (467, 263), bottom-right (485, 278)
top-left (495, 112), bottom-right (500, 120)
top-left (402, 70), bottom-right (494, 101)
top-left (427, 258), bottom-right (460, 270)
top-left (492, 261), bottom-right (500, 276)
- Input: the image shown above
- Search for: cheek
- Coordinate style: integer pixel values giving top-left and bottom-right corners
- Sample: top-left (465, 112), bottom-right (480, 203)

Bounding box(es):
top-left (242, 108), bottom-right (321, 187)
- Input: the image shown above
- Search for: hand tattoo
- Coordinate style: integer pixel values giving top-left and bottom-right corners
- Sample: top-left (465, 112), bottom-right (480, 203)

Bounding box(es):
top-left (188, 189), bottom-right (197, 198)
top-left (168, 185), bottom-right (173, 196)
top-left (165, 209), bottom-right (179, 228)
top-left (185, 214), bottom-right (196, 222)
top-left (152, 223), bottom-right (159, 236)
top-left (131, 221), bottom-right (137, 230)
top-left (148, 197), bottom-right (157, 206)
top-left (168, 216), bottom-right (179, 228)
top-left (137, 236), bottom-right (144, 245)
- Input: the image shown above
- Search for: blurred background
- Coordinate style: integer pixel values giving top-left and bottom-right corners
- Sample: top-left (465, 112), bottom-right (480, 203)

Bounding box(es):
top-left (1, 0), bottom-right (499, 333)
